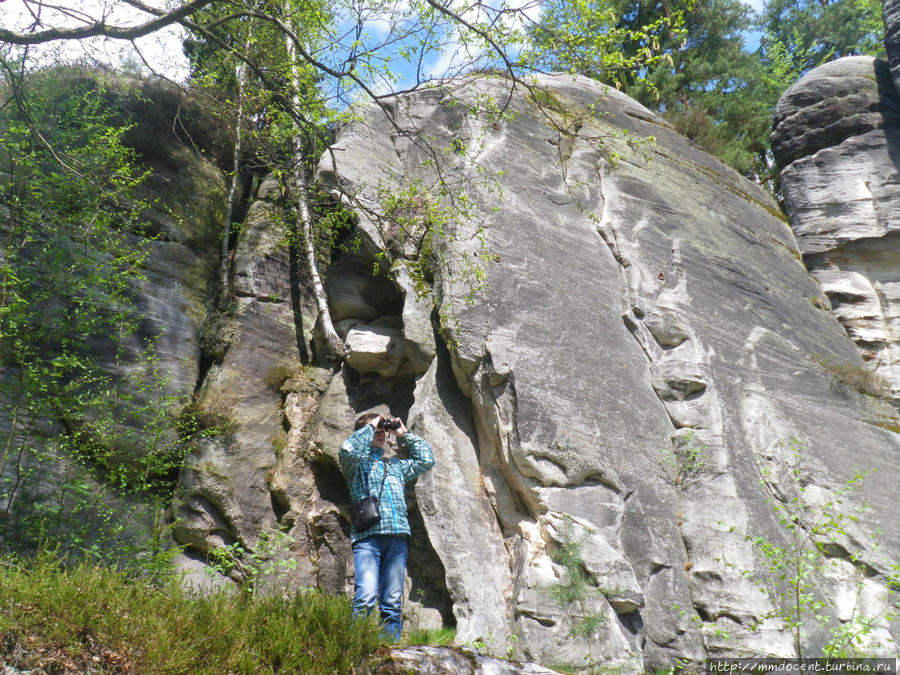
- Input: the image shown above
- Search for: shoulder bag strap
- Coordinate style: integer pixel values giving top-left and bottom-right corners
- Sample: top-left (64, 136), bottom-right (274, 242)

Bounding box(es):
top-left (360, 459), bottom-right (388, 499)
top-left (376, 459), bottom-right (388, 501)
top-left (361, 464), bottom-right (370, 494)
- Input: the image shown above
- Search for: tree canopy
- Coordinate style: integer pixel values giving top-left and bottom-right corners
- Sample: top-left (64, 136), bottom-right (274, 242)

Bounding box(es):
top-left (527, 0), bottom-right (885, 182)
top-left (0, 0), bottom-right (889, 182)
top-left (528, 0), bottom-right (773, 177)
top-left (760, 0), bottom-right (884, 80)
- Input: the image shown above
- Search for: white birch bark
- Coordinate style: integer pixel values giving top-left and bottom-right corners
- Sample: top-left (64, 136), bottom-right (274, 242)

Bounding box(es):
top-left (284, 27), bottom-right (344, 362)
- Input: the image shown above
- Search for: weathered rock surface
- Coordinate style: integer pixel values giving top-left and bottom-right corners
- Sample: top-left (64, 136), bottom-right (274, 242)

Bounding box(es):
top-left (168, 179), bottom-right (328, 588)
top-left (105, 78), bottom-right (228, 428)
top-left (772, 56), bottom-right (900, 399)
top-left (0, 644), bottom-right (559, 675)
top-left (310, 72), bottom-right (900, 669)
top-left (885, 0), bottom-right (900, 90)
top-left (0, 78), bottom-right (227, 556)
top-left (363, 645), bottom-right (564, 674)
top-left (7, 61), bottom-right (900, 674)
top-left (170, 70), bottom-right (900, 671)
top-left (130, 145), bottom-right (226, 397)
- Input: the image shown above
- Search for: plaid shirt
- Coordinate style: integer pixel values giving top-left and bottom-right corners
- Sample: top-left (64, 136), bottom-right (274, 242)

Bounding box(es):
top-left (339, 424), bottom-right (435, 543)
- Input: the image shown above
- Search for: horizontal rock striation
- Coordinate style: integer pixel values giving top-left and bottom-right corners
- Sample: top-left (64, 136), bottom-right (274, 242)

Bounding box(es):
top-left (772, 56), bottom-right (900, 400)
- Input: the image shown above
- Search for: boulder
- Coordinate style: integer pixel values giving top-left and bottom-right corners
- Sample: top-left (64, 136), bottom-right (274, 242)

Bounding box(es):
top-left (772, 56), bottom-right (900, 399)
top-left (345, 318), bottom-right (417, 378)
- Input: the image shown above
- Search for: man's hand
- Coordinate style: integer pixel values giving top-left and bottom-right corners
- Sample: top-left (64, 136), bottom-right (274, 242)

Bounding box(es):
top-left (391, 418), bottom-right (409, 436)
top-left (369, 415), bottom-right (383, 429)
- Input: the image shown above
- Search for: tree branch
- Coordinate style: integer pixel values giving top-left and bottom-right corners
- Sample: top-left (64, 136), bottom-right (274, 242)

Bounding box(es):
top-left (0, 0), bottom-right (216, 45)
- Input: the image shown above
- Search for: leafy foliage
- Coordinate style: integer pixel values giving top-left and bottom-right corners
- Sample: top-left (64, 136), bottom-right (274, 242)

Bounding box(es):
top-left (0, 551), bottom-right (383, 674)
top-left (205, 527), bottom-right (299, 596)
top-left (183, 0), bottom-right (333, 163)
top-left (526, 0), bottom-right (885, 187)
top-left (525, 0), bottom-right (685, 88)
top-left (0, 66), bottom-right (208, 562)
top-left (744, 441), bottom-right (898, 657)
top-left (659, 430), bottom-right (707, 488)
top-left (759, 0), bottom-right (884, 81)
top-left (547, 515), bottom-right (609, 663)
top-left (530, 0), bottom-right (774, 179)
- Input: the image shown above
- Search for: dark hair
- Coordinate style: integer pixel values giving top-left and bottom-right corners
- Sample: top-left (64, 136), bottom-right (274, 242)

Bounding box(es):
top-left (354, 412), bottom-right (380, 430)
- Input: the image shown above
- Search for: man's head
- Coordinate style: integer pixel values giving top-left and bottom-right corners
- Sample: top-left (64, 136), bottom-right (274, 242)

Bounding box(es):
top-left (355, 412), bottom-right (387, 449)
top-left (354, 413), bottom-right (380, 430)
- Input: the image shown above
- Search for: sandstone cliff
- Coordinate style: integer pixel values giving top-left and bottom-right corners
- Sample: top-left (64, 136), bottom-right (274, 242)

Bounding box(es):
top-left (162, 72), bottom-right (899, 670)
top-left (4, 54), bottom-right (900, 675)
top-left (772, 56), bottom-right (900, 403)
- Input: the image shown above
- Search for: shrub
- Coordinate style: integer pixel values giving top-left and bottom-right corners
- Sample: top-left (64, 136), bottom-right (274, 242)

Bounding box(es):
top-left (0, 552), bottom-right (383, 674)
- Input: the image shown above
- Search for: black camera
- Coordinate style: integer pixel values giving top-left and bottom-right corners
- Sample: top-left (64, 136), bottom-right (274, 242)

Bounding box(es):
top-left (377, 417), bottom-right (402, 431)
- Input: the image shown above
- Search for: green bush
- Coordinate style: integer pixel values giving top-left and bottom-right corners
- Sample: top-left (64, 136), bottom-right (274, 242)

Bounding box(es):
top-left (0, 552), bottom-right (383, 674)
top-left (0, 65), bottom-right (208, 561)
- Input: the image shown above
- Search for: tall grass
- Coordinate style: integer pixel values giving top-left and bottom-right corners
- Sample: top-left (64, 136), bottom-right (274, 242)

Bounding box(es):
top-left (0, 552), bottom-right (382, 674)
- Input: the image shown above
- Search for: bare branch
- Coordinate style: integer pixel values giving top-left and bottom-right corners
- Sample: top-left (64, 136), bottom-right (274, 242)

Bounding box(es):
top-left (423, 0), bottom-right (516, 74)
top-left (0, 0), bottom-right (216, 45)
top-left (31, 1), bottom-right (98, 25)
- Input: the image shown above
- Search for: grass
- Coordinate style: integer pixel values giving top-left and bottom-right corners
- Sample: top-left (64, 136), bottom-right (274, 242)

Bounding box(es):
top-left (1, 553), bottom-right (694, 673)
top-left (0, 552), bottom-right (383, 674)
top-left (405, 626), bottom-right (456, 646)
top-left (810, 354), bottom-right (893, 400)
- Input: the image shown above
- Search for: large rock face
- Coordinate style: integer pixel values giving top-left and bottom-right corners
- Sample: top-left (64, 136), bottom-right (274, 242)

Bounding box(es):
top-left (7, 66), bottom-right (900, 672)
top-left (886, 0), bottom-right (900, 89)
top-left (772, 56), bottom-right (900, 400)
top-left (161, 71), bottom-right (900, 671)
top-left (303, 73), bottom-right (899, 668)
top-left (0, 75), bottom-right (226, 555)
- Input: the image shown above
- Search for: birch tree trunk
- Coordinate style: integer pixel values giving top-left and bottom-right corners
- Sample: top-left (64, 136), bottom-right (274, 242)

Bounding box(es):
top-left (284, 28), bottom-right (344, 363)
top-left (219, 35), bottom-right (251, 301)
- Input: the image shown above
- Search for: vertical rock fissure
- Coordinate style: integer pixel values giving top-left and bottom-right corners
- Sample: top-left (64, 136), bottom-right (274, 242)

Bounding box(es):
top-left (398, 322), bottom-right (458, 629)
top-left (410, 327), bottom-right (515, 650)
top-left (588, 155), bottom-right (793, 659)
top-left (590, 162), bottom-right (706, 657)
top-left (871, 282), bottom-right (896, 383)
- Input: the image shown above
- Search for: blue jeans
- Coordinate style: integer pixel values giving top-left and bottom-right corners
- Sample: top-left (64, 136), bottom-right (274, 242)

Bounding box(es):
top-left (351, 535), bottom-right (408, 642)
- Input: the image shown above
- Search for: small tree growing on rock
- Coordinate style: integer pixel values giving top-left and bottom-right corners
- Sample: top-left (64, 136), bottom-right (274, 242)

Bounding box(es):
top-left (744, 440), bottom-right (899, 657)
